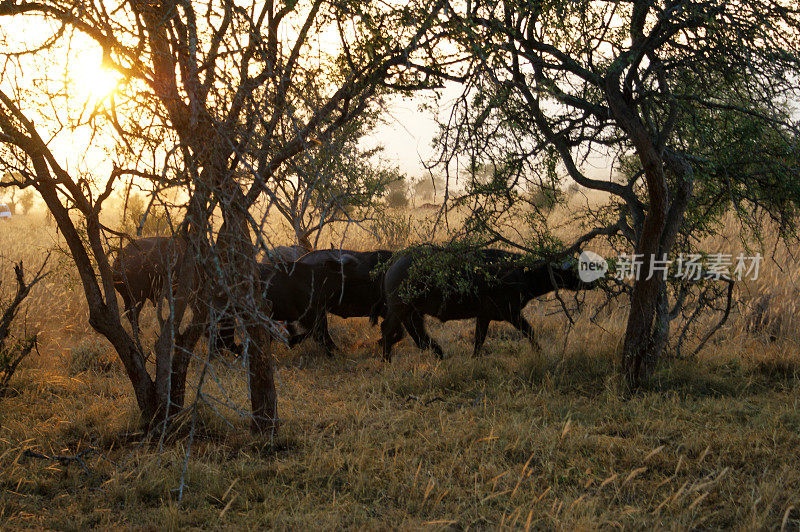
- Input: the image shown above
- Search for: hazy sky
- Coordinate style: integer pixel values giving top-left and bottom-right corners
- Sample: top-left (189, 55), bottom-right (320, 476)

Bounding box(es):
top-left (2, 17), bottom-right (614, 195)
top-left (371, 89), bottom-right (614, 183)
top-left (369, 91), bottom-right (455, 179)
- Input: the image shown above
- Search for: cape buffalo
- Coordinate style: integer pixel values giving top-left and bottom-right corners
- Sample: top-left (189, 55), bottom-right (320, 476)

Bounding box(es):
top-left (373, 248), bottom-right (591, 361)
top-left (111, 236), bottom-right (243, 356)
top-left (280, 249), bottom-right (393, 351)
top-left (111, 236), bottom-right (187, 336)
top-left (215, 253), bottom-right (368, 356)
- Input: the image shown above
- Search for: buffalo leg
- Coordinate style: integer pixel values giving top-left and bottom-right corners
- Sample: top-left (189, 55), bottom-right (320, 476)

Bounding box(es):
top-left (286, 322), bottom-right (311, 347)
top-left (403, 312), bottom-right (444, 358)
top-left (211, 314), bottom-right (242, 356)
top-left (380, 311), bottom-right (405, 362)
top-left (312, 314), bottom-right (338, 357)
top-left (473, 317), bottom-right (490, 357)
top-left (509, 312), bottom-right (542, 352)
top-left (297, 313), bottom-right (338, 356)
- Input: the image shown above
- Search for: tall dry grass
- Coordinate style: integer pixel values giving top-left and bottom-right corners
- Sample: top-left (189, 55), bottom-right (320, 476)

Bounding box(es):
top-left (0, 209), bottom-right (798, 529)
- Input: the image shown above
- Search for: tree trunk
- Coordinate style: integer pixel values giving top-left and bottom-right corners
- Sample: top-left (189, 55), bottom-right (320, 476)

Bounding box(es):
top-left (146, 235), bottom-right (201, 425)
top-left (651, 281), bottom-right (671, 359)
top-left (604, 79), bottom-right (671, 387)
top-left (652, 153), bottom-right (695, 360)
top-left (217, 206), bottom-right (277, 435)
top-left (621, 260), bottom-right (663, 386)
top-left (247, 321), bottom-right (277, 434)
top-left (618, 153), bottom-right (668, 386)
top-left (33, 172), bottom-right (159, 420)
top-left (169, 313), bottom-right (208, 411)
top-left (101, 323), bottom-right (158, 423)
top-left (620, 158), bottom-right (668, 384)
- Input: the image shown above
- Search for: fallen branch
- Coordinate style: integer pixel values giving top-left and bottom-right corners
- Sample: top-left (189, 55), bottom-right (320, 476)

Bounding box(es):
top-left (22, 448), bottom-right (96, 474)
top-left (406, 395), bottom-right (445, 406)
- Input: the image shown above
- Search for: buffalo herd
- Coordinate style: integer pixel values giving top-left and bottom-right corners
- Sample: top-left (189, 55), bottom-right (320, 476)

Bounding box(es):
top-left (111, 237), bottom-right (593, 360)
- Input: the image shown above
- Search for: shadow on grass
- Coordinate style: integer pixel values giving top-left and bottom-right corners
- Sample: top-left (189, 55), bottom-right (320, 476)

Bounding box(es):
top-left (644, 356), bottom-right (799, 398)
top-left (383, 347), bottom-right (800, 404)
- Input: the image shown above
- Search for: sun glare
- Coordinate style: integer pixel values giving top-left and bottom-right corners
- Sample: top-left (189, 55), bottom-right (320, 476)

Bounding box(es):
top-left (70, 53), bottom-right (120, 103)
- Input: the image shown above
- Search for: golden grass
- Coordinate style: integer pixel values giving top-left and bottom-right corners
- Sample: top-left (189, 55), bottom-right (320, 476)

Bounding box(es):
top-left (0, 213), bottom-right (799, 529)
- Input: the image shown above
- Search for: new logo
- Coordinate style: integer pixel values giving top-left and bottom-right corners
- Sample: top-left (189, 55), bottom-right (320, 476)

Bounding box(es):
top-left (578, 250), bottom-right (608, 282)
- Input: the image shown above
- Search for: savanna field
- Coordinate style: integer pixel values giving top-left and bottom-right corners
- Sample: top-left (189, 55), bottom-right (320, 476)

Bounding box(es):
top-left (1, 213), bottom-right (799, 530)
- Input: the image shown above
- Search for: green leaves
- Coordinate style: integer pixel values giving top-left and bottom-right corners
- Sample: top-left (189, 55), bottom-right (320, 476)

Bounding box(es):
top-left (398, 243), bottom-right (500, 302)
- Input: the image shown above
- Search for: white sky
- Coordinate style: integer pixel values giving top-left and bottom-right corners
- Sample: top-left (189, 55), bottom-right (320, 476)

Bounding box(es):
top-left (371, 95), bottom-right (443, 178)
top-left (371, 90), bottom-right (613, 183)
top-left (1, 13), bottom-right (615, 200)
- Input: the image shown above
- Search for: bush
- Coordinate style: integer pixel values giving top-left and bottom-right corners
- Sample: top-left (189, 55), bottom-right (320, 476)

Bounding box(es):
top-left (527, 185), bottom-right (562, 211)
top-left (385, 178), bottom-right (409, 208)
top-left (369, 213), bottom-right (413, 250)
top-left (121, 194), bottom-right (173, 236)
top-left (0, 261), bottom-right (47, 397)
top-left (0, 336), bottom-right (36, 397)
top-left (69, 338), bottom-right (118, 375)
top-left (17, 190), bottom-right (35, 214)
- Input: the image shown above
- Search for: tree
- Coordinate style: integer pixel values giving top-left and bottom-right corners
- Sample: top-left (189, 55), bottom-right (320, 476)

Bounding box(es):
top-left (1, 172), bottom-right (23, 213)
top-left (16, 189), bottom-right (34, 214)
top-left (266, 114), bottom-right (405, 249)
top-left (412, 174), bottom-right (445, 204)
top-left (437, 1), bottom-right (800, 386)
top-left (0, 173), bottom-right (36, 215)
top-left (0, 0), bottom-right (448, 432)
top-left (384, 168), bottom-right (410, 209)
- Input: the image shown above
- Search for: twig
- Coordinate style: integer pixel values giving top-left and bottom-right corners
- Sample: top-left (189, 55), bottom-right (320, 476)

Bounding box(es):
top-left (22, 448), bottom-right (95, 474)
top-left (0, 257), bottom-right (51, 343)
top-left (691, 278), bottom-right (735, 357)
top-left (546, 264), bottom-right (578, 356)
top-left (406, 395), bottom-right (445, 406)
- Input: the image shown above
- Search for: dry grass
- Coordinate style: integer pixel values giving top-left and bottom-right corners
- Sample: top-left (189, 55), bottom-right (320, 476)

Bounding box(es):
top-left (1, 213), bottom-right (799, 529)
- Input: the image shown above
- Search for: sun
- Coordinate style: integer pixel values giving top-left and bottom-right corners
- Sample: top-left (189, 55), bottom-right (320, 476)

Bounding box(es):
top-left (69, 52), bottom-right (121, 104)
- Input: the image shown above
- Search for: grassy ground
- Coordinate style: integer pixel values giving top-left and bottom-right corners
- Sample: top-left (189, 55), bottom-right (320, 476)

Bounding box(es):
top-left (1, 215), bottom-right (800, 529)
top-left (2, 320), bottom-right (800, 529)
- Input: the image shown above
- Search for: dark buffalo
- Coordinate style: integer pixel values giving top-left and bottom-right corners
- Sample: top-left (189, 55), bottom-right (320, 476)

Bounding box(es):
top-left (111, 236), bottom-right (187, 335)
top-left (111, 236), bottom-right (246, 356)
top-left (216, 253), bottom-right (368, 356)
top-left (296, 249), bottom-right (393, 316)
top-left (283, 249), bottom-right (393, 350)
top-left (374, 248), bottom-right (591, 361)
top-left (113, 238), bottom-right (389, 357)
